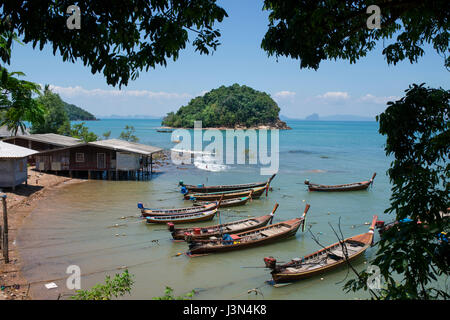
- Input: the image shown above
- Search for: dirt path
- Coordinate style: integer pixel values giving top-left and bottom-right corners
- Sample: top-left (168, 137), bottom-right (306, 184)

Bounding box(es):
top-left (0, 168), bottom-right (86, 300)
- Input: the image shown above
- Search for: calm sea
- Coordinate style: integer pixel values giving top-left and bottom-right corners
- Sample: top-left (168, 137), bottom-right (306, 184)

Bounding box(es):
top-left (17, 119), bottom-right (395, 300)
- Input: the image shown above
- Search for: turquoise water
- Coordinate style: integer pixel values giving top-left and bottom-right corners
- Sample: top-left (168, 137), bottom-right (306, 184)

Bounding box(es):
top-left (18, 119), bottom-right (393, 300)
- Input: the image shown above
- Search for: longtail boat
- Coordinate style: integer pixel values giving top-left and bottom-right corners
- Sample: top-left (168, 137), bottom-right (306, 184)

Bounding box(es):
top-left (146, 208), bottom-right (218, 224)
top-left (186, 204), bottom-right (310, 255)
top-left (265, 215), bottom-right (377, 284)
top-left (138, 202), bottom-right (218, 217)
top-left (170, 203), bottom-right (279, 240)
top-left (193, 190), bottom-right (253, 208)
top-left (376, 209), bottom-right (450, 236)
top-left (305, 173), bottom-right (376, 192)
top-left (184, 185), bottom-right (268, 201)
top-left (180, 174), bottom-right (276, 193)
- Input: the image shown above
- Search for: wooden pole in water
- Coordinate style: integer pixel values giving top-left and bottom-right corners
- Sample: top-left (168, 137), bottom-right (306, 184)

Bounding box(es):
top-left (2, 194), bottom-right (9, 263)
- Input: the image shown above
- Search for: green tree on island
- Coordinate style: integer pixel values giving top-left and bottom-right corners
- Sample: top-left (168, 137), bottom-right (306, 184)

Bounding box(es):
top-left (162, 84), bottom-right (287, 128)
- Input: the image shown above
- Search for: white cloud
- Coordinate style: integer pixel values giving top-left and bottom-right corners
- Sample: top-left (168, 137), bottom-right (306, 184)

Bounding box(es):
top-left (358, 94), bottom-right (400, 104)
top-left (316, 91), bottom-right (350, 100)
top-left (48, 85), bottom-right (192, 100)
top-left (273, 91), bottom-right (296, 98)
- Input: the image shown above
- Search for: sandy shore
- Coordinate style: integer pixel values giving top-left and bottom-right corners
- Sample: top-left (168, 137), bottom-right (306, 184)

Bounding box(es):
top-left (0, 168), bottom-right (86, 300)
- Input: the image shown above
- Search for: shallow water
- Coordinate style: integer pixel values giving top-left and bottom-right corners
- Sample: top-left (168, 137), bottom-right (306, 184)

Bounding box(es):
top-left (17, 120), bottom-right (393, 299)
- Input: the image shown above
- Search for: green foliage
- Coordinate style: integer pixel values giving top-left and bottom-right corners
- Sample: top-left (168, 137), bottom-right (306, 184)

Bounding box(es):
top-left (0, 68), bottom-right (45, 135)
top-left (64, 102), bottom-right (96, 121)
top-left (152, 286), bottom-right (195, 300)
top-left (262, 0), bottom-right (450, 70)
top-left (0, 1), bottom-right (228, 87)
top-left (102, 131), bottom-right (112, 140)
top-left (162, 84), bottom-right (281, 128)
top-left (119, 125), bottom-right (139, 142)
top-left (0, 31), bottom-right (45, 135)
top-left (71, 270), bottom-right (134, 300)
top-left (31, 87), bottom-right (70, 134)
top-left (345, 84), bottom-right (450, 299)
top-left (59, 122), bottom-right (98, 143)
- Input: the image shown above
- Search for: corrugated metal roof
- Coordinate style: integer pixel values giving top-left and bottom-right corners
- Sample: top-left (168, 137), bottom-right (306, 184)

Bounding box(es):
top-left (4, 133), bottom-right (82, 147)
top-left (0, 141), bottom-right (38, 158)
top-left (89, 139), bottom-right (163, 155)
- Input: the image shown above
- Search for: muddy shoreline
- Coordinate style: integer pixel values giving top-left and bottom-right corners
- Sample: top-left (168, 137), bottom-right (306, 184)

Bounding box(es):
top-left (0, 168), bottom-right (86, 300)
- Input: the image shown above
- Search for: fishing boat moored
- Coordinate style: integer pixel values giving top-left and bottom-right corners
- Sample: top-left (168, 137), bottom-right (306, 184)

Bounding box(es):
top-left (179, 174), bottom-right (276, 193)
top-left (192, 190), bottom-right (253, 208)
top-left (145, 208), bottom-right (218, 224)
top-left (183, 185), bottom-right (268, 201)
top-left (186, 204), bottom-right (310, 255)
top-left (265, 215), bottom-right (378, 284)
top-left (169, 203), bottom-right (279, 240)
top-left (138, 202), bottom-right (219, 217)
top-left (305, 173), bottom-right (376, 192)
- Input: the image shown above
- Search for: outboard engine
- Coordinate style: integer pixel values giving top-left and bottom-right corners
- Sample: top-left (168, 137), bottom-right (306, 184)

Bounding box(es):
top-left (375, 220), bottom-right (385, 229)
top-left (167, 222), bottom-right (175, 232)
top-left (304, 180), bottom-right (310, 185)
top-left (137, 202), bottom-right (144, 210)
top-left (184, 232), bottom-right (193, 243)
top-left (180, 186), bottom-right (188, 195)
top-left (263, 256), bottom-right (277, 269)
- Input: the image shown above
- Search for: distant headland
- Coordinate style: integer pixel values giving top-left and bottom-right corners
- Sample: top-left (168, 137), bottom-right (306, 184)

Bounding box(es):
top-left (161, 84), bottom-right (291, 130)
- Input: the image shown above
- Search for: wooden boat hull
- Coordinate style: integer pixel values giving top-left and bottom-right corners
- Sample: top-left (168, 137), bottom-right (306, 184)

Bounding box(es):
top-left (268, 216), bottom-right (377, 283)
top-left (139, 202), bottom-right (217, 217)
top-left (170, 214), bottom-right (273, 240)
top-left (307, 182), bottom-right (371, 192)
top-left (193, 195), bottom-right (250, 208)
top-left (146, 209), bottom-right (218, 224)
top-left (182, 174), bottom-right (276, 193)
top-left (184, 186), bottom-right (266, 201)
top-left (186, 204), bottom-right (309, 255)
top-left (188, 220), bottom-right (302, 254)
top-left (305, 173), bottom-right (376, 192)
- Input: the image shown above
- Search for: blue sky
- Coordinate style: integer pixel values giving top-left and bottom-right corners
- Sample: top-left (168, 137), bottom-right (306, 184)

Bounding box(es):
top-left (7, 0), bottom-right (450, 119)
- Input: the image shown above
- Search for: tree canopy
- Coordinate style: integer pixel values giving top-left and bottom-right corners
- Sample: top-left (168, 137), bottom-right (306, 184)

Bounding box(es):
top-left (345, 84), bottom-right (449, 299)
top-left (31, 86), bottom-right (70, 134)
top-left (0, 31), bottom-right (45, 135)
top-left (261, 0), bottom-right (449, 70)
top-left (0, 0), bottom-right (227, 87)
top-left (162, 83), bottom-right (288, 128)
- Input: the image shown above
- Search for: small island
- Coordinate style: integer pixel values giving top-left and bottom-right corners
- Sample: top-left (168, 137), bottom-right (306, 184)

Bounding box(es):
top-left (161, 84), bottom-right (290, 129)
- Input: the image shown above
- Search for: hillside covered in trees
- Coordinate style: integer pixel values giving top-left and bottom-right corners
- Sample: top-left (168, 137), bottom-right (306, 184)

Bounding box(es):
top-left (64, 102), bottom-right (97, 121)
top-left (162, 84), bottom-right (290, 129)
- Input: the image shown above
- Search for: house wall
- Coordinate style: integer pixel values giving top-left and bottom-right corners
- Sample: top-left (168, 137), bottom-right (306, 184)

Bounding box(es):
top-left (69, 145), bottom-right (114, 170)
top-left (116, 152), bottom-right (140, 171)
top-left (0, 158), bottom-right (27, 187)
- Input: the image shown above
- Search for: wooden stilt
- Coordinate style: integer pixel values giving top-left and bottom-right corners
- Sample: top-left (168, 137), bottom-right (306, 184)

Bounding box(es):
top-left (2, 195), bottom-right (9, 263)
top-left (88, 170), bottom-right (91, 180)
